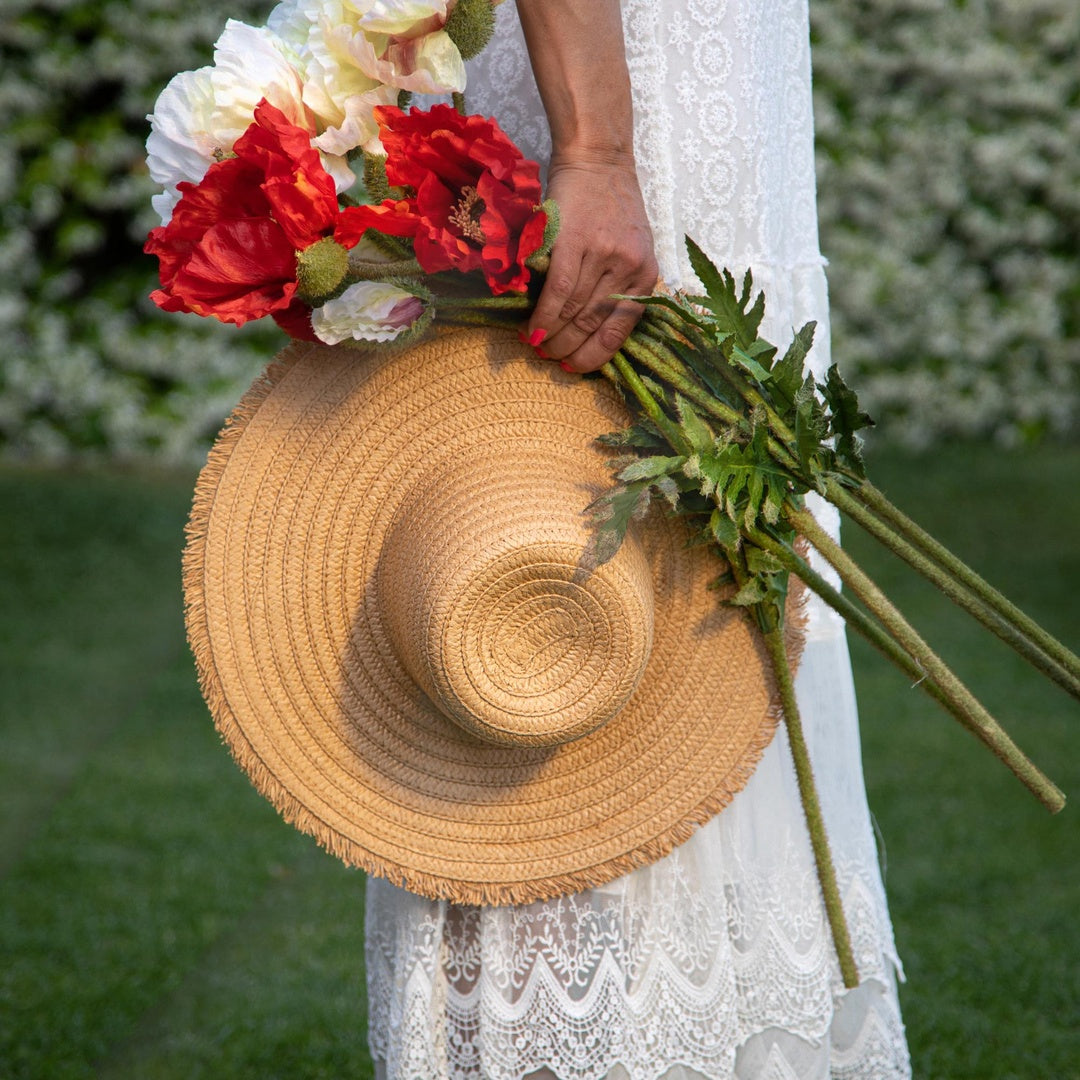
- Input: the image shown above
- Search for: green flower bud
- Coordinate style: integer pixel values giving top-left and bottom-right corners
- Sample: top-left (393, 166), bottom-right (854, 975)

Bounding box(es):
top-left (296, 237), bottom-right (350, 305)
top-left (362, 152), bottom-right (392, 204)
top-left (445, 0), bottom-right (496, 61)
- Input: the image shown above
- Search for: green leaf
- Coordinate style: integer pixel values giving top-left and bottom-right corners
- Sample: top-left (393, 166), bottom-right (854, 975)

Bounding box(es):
top-left (709, 507), bottom-right (740, 551)
top-left (615, 292), bottom-right (718, 338)
top-left (794, 374), bottom-right (827, 481)
top-left (820, 365), bottom-right (874, 476)
top-left (584, 480), bottom-right (652, 566)
top-left (730, 576), bottom-right (769, 607)
top-left (685, 236), bottom-right (732, 314)
top-left (675, 394), bottom-right (714, 453)
top-left (731, 344), bottom-right (773, 384)
top-left (654, 475), bottom-right (681, 509)
top-left (616, 454), bottom-right (686, 483)
top-left (772, 321), bottom-right (816, 408)
top-left (744, 338), bottom-right (778, 369)
top-left (596, 421), bottom-right (669, 452)
top-left (745, 547), bottom-right (785, 575)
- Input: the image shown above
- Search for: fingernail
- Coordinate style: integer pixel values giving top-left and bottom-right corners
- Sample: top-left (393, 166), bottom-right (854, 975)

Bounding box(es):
top-left (535, 347), bottom-right (549, 359)
top-left (527, 328), bottom-right (547, 347)
top-left (559, 361), bottom-right (574, 373)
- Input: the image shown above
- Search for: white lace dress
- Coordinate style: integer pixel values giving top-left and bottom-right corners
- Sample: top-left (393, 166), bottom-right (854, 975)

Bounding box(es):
top-left (365, 2), bottom-right (912, 1077)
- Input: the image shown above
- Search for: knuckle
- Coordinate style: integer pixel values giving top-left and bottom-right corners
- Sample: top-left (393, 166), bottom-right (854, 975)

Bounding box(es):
top-left (548, 273), bottom-right (576, 300)
top-left (597, 323), bottom-right (631, 352)
top-left (571, 308), bottom-right (606, 334)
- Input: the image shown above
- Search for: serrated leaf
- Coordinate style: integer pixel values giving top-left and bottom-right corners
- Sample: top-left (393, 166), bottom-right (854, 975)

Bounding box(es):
top-left (675, 394), bottom-right (714, 453)
top-left (685, 236), bottom-right (732, 314)
top-left (584, 480), bottom-right (651, 566)
top-left (763, 481), bottom-right (786, 525)
top-left (654, 475), bottom-right (681, 509)
top-left (709, 507), bottom-right (740, 550)
top-left (743, 288), bottom-right (766, 343)
top-left (744, 337), bottom-right (778, 368)
top-left (794, 382), bottom-right (825, 480)
top-left (616, 454), bottom-right (686, 483)
top-left (772, 321), bottom-right (816, 408)
top-left (731, 344), bottom-right (773, 384)
top-left (745, 547), bottom-right (785, 575)
top-left (820, 364), bottom-right (874, 476)
top-left (614, 292), bottom-right (718, 337)
top-left (596, 422), bottom-right (668, 452)
top-left (744, 466), bottom-right (764, 530)
top-left (730, 576), bottom-right (768, 607)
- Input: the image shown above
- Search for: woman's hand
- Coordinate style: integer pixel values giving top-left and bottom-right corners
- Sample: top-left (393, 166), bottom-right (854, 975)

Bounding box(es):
top-left (525, 153), bottom-right (658, 372)
top-left (514, 0), bottom-right (655, 372)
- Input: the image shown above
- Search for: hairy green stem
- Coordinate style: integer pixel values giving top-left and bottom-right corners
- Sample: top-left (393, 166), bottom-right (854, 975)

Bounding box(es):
top-left (642, 307), bottom-right (799, 444)
top-left (787, 505), bottom-right (1065, 813)
top-left (761, 625), bottom-right (860, 989)
top-left (437, 293), bottom-right (533, 310)
top-left (631, 324), bottom-right (813, 482)
top-left (747, 526), bottom-right (972, 721)
top-left (857, 480), bottom-right (1080, 687)
top-left (438, 309), bottom-right (521, 329)
top-left (827, 479), bottom-right (1080, 700)
top-left (608, 352), bottom-right (692, 454)
top-left (621, 332), bottom-right (752, 438)
top-left (347, 256), bottom-right (424, 280)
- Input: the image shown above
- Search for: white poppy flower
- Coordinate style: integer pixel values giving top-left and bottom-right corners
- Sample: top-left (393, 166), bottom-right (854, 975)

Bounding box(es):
top-left (268, 0), bottom-right (465, 156)
top-left (146, 19), bottom-right (354, 223)
top-left (311, 281), bottom-right (426, 343)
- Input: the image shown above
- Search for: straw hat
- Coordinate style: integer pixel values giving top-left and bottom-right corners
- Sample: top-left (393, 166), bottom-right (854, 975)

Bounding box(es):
top-left (184, 325), bottom-right (805, 905)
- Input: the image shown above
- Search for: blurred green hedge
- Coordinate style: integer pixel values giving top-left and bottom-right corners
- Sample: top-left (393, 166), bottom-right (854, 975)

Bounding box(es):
top-left (1, 0), bottom-right (1077, 459)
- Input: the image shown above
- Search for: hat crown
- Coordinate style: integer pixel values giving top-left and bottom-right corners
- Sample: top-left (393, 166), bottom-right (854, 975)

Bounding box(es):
top-left (378, 451), bottom-right (655, 747)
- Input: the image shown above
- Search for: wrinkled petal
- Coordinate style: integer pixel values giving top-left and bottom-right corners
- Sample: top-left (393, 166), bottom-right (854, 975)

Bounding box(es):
top-left (273, 298), bottom-right (320, 340)
top-left (209, 20), bottom-right (312, 145)
top-left (145, 19), bottom-right (355, 224)
top-left (235, 100), bottom-right (341, 247)
top-left (363, 105), bottom-right (544, 292)
top-left (146, 66), bottom-right (219, 220)
top-left (347, 0), bottom-right (449, 37)
top-left (146, 100), bottom-right (349, 326)
top-left (353, 28), bottom-right (465, 94)
top-left (335, 200), bottom-right (422, 245)
top-left (153, 218), bottom-right (299, 324)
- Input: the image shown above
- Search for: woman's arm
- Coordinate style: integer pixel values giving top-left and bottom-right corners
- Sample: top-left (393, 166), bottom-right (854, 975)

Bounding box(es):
top-left (515, 0), bottom-right (658, 372)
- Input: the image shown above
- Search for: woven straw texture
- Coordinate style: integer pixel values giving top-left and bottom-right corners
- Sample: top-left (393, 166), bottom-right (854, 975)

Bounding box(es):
top-left (184, 325), bottom-right (805, 905)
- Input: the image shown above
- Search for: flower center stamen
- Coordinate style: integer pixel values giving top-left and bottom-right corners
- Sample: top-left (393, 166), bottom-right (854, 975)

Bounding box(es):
top-left (449, 185), bottom-right (485, 244)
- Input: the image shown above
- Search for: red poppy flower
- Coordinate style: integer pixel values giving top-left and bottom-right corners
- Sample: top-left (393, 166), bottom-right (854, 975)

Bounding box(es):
top-left (336, 105), bottom-right (547, 295)
top-left (145, 100), bottom-right (346, 331)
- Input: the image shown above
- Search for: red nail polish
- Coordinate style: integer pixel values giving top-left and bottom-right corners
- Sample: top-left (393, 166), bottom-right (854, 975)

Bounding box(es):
top-left (517, 329), bottom-right (529, 343)
top-left (535, 347), bottom-right (549, 359)
top-left (528, 328), bottom-right (547, 347)
top-left (559, 361), bottom-right (574, 373)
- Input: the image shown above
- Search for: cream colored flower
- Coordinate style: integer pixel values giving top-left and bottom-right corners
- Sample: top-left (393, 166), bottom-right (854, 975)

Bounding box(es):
top-left (311, 281), bottom-right (426, 343)
top-left (146, 19), bottom-right (354, 223)
top-left (268, 0), bottom-right (466, 157)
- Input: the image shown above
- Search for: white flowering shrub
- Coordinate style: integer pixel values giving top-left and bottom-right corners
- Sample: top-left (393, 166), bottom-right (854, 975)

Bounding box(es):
top-left (0, 0), bottom-right (275, 461)
top-left (812, 0), bottom-right (1079, 444)
top-left (1, 0), bottom-right (1077, 457)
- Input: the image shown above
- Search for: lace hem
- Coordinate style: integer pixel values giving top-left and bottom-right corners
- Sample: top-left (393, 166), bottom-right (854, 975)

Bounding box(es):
top-left (366, 850), bottom-right (907, 1080)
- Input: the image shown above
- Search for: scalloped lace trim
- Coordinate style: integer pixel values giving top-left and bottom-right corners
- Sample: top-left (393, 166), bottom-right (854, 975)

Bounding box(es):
top-left (367, 847), bottom-right (909, 1080)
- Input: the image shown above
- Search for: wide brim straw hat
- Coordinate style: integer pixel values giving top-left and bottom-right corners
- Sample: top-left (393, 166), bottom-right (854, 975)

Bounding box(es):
top-left (184, 325), bottom-right (805, 905)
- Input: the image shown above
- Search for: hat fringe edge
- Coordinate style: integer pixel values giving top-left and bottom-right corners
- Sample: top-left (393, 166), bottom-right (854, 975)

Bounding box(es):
top-left (181, 341), bottom-right (813, 908)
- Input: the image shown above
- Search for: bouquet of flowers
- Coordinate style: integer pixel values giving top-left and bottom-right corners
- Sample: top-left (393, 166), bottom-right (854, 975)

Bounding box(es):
top-left (145, 0), bottom-right (1076, 987)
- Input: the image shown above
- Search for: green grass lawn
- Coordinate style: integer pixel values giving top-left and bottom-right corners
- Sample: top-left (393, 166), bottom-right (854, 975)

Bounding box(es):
top-left (1, 447), bottom-right (1077, 1079)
